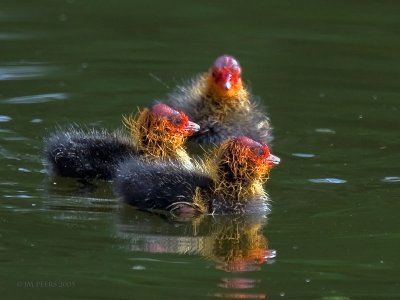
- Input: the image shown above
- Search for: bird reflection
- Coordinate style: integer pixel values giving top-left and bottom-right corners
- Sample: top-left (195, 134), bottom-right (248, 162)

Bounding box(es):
top-left (115, 206), bottom-right (275, 298)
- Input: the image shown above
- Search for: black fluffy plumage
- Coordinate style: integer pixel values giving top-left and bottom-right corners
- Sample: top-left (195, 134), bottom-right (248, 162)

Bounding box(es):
top-left (113, 136), bottom-right (278, 215)
top-left (176, 96), bottom-right (271, 145)
top-left (167, 76), bottom-right (272, 145)
top-left (44, 128), bottom-right (136, 180)
top-left (113, 158), bottom-right (269, 215)
top-left (166, 55), bottom-right (273, 145)
top-left (114, 159), bottom-right (213, 211)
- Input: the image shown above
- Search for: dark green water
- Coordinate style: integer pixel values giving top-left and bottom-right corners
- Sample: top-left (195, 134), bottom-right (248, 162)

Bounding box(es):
top-left (1, 0), bottom-right (400, 299)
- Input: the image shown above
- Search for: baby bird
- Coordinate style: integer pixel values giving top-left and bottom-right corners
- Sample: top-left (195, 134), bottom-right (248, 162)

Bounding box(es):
top-left (44, 103), bottom-right (199, 180)
top-left (167, 55), bottom-right (272, 145)
top-left (114, 136), bottom-right (280, 215)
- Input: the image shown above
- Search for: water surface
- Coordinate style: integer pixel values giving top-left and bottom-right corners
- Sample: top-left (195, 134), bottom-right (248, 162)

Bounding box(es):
top-left (1, 1), bottom-right (400, 299)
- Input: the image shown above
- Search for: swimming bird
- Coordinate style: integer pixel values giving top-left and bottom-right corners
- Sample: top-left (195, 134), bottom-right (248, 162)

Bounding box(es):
top-left (114, 136), bottom-right (280, 215)
top-left (44, 103), bottom-right (199, 180)
top-left (167, 55), bottom-right (272, 145)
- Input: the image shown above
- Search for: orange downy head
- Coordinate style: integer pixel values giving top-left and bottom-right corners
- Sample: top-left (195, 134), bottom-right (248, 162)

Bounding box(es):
top-left (124, 103), bottom-right (199, 158)
top-left (148, 102), bottom-right (199, 137)
top-left (208, 55), bottom-right (243, 99)
top-left (217, 136), bottom-right (280, 184)
top-left (233, 136), bottom-right (280, 170)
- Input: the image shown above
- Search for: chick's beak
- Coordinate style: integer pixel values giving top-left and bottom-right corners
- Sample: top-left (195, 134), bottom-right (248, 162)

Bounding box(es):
top-left (223, 73), bottom-right (232, 90)
top-left (266, 154), bottom-right (280, 167)
top-left (185, 121), bottom-right (200, 133)
top-left (224, 80), bottom-right (232, 90)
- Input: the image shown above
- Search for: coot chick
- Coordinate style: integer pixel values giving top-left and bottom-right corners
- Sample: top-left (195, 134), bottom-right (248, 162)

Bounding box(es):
top-left (167, 55), bottom-right (272, 145)
top-left (114, 136), bottom-right (280, 215)
top-left (44, 103), bottom-right (199, 180)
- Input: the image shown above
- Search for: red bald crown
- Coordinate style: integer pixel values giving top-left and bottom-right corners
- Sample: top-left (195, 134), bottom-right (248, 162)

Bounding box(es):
top-left (234, 136), bottom-right (270, 160)
top-left (150, 103), bottom-right (178, 118)
top-left (149, 102), bottom-right (199, 134)
top-left (211, 55), bottom-right (242, 91)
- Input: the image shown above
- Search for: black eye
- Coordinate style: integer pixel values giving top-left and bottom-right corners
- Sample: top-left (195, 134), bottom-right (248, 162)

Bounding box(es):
top-left (170, 116), bottom-right (182, 126)
top-left (251, 146), bottom-right (264, 157)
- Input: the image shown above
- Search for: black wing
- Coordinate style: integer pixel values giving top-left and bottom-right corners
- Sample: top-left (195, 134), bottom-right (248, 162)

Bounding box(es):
top-left (44, 127), bottom-right (136, 180)
top-left (114, 158), bottom-right (213, 210)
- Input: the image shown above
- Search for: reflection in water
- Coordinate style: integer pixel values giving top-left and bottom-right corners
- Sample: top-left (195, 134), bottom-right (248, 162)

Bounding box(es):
top-left (42, 182), bottom-right (275, 298)
top-left (116, 208), bottom-right (275, 299)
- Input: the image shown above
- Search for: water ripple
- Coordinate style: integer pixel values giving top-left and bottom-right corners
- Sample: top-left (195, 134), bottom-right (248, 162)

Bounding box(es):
top-left (0, 65), bottom-right (55, 81)
top-left (382, 176), bottom-right (400, 183)
top-left (3, 93), bottom-right (68, 104)
top-left (0, 146), bottom-right (16, 159)
top-left (0, 182), bottom-right (18, 186)
top-left (0, 33), bottom-right (34, 41)
top-left (30, 118), bottom-right (43, 123)
top-left (4, 194), bottom-right (33, 199)
top-left (315, 128), bottom-right (336, 134)
top-left (309, 178), bottom-right (347, 184)
top-left (0, 115), bottom-right (12, 122)
top-left (292, 152), bottom-right (315, 158)
top-left (0, 129), bottom-right (12, 133)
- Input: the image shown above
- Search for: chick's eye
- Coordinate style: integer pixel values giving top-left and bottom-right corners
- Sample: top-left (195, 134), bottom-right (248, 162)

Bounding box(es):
top-left (170, 116), bottom-right (182, 126)
top-left (251, 146), bottom-right (264, 157)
